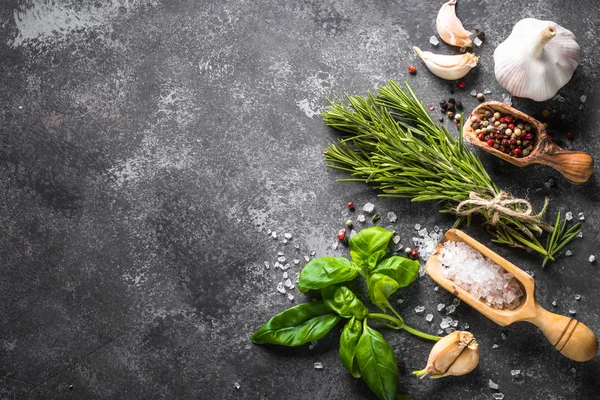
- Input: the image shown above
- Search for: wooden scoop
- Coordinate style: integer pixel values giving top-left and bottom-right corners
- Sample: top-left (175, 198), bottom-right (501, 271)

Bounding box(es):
top-left (425, 228), bottom-right (598, 362)
top-left (463, 101), bottom-right (593, 184)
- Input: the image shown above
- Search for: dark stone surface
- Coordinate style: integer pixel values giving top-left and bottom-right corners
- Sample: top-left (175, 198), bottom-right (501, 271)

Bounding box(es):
top-left (1, 1), bottom-right (600, 399)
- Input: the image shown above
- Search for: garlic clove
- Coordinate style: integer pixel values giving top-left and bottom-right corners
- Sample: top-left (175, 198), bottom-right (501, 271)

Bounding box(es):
top-left (494, 18), bottom-right (581, 102)
top-left (413, 47), bottom-right (478, 80)
top-left (436, 0), bottom-right (473, 47)
top-left (413, 331), bottom-right (479, 379)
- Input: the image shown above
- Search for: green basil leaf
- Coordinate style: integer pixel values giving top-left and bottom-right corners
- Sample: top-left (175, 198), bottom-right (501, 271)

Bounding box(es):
top-left (297, 256), bottom-right (359, 293)
top-left (356, 321), bottom-right (398, 400)
top-left (373, 256), bottom-right (420, 288)
top-left (339, 317), bottom-right (363, 378)
top-left (251, 302), bottom-right (341, 346)
top-left (322, 285), bottom-right (369, 320)
top-left (368, 273), bottom-right (400, 312)
top-left (349, 227), bottom-right (393, 270)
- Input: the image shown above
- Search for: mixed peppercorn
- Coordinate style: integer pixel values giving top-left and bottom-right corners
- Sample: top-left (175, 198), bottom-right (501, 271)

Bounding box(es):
top-left (473, 110), bottom-right (535, 157)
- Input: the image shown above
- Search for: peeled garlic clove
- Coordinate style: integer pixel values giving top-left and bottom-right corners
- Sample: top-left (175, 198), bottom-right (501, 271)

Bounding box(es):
top-left (413, 47), bottom-right (478, 80)
top-left (413, 331), bottom-right (479, 379)
top-left (436, 0), bottom-right (473, 47)
top-left (494, 18), bottom-right (581, 102)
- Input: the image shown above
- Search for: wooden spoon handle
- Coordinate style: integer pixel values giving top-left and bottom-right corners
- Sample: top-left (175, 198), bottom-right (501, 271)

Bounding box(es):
top-left (533, 142), bottom-right (593, 184)
top-left (527, 303), bottom-right (598, 362)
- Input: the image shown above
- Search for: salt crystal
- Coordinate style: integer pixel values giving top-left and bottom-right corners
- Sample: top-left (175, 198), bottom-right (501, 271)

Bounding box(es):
top-left (484, 88), bottom-right (492, 94)
top-left (277, 282), bottom-right (286, 294)
top-left (577, 232), bottom-right (583, 238)
top-left (414, 306), bottom-right (425, 313)
top-left (437, 329), bottom-right (444, 335)
top-left (429, 35), bottom-right (439, 46)
top-left (445, 327), bottom-right (456, 334)
top-left (440, 316), bottom-right (453, 329)
top-left (437, 303), bottom-right (445, 311)
top-left (387, 212), bottom-right (398, 222)
top-left (282, 239), bottom-right (288, 244)
top-left (314, 362), bottom-right (323, 370)
top-left (569, 308), bottom-right (577, 315)
top-left (284, 279), bottom-right (293, 288)
top-left (284, 233), bottom-right (292, 239)
top-left (450, 319), bottom-right (458, 327)
top-left (492, 344), bottom-right (499, 349)
top-left (267, 229), bottom-right (272, 234)
top-left (304, 256), bottom-right (310, 262)
top-left (264, 261), bottom-right (270, 269)
top-left (434, 286), bottom-right (439, 291)
top-left (565, 211), bottom-right (573, 221)
top-left (283, 263), bottom-right (290, 270)
top-left (575, 294), bottom-right (581, 301)
top-left (461, 323), bottom-right (469, 330)
top-left (565, 250), bottom-right (573, 257)
top-left (414, 223), bottom-right (421, 230)
top-left (580, 95), bottom-right (587, 103)
top-left (492, 394), bottom-right (505, 400)
top-left (473, 36), bottom-right (483, 46)
top-left (363, 203), bottom-right (375, 213)
top-left (357, 214), bottom-right (366, 223)
top-left (294, 259), bottom-right (300, 264)
top-left (271, 231), bottom-right (278, 239)
top-left (278, 256), bottom-right (286, 263)
top-left (283, 272), bottom-right (288, 279)
top-left (526, 270), bottom-right (535, 277)
top-left (295, 244), bottom-right (300, 250)
top-left (571, 367), bottom-right (576, 373)
top-left (397, 298), bottom-right (404, 304)
top-left (488, 379), bottom-right (499, 389)
top-left (578, 212), bottom-right (585, 221)
top-left (470, 89), bottom-right (477, 97)
top-left (579, 104), bottom-right (585, 110)
top-left (589, 255), bottom-right (596, 263)
top-left (277, 251), bottom-right (284, 256)
top-left (393, 235), bottom-right (401, 244)
top-left (234, 382), bottom-right (241, 390)
top-left (426, 314), bottom-right (434, 322)
top-left (552, 300), bottom-right (557, 307)
top-left (501, 332), bottom-right (507, 340)
top-left (502, 93), bottom-right (512, 106)
top-left (418, 228), bottom-right (428, 237)
top-left (558, 95), bottom-right (565, 102)
top-left (452, 298), bottom-right (461, 307)
top-left (511, 369), bottom-right (521, 377)
top-left (310, 250), bottom-right (316, 256)
top-left (288, 293), bottom-right (294, 301)
top-left (445, 305), bottom-right (456, 314)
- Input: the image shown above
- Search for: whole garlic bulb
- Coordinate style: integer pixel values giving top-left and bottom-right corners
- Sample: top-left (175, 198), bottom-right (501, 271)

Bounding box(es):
top-left (494, 18), bottom-right (581, 102)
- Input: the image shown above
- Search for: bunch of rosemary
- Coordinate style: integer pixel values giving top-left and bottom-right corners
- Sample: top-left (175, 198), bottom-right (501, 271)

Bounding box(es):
top-left (323, 81), bottom-right (579, 266)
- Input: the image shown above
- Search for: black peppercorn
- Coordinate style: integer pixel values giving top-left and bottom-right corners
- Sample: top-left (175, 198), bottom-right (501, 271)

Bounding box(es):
top-left (455, 100), bottom-right (463, 110)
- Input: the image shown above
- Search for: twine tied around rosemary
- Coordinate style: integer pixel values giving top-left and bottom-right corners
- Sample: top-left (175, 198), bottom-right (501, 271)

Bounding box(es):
top-left (455, 191), bottom-right (547, 226)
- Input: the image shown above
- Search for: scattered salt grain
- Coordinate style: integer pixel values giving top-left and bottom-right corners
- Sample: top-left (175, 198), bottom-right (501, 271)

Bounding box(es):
top-left (445, 304), bottom-right (456, 314)
top-left (288, 293), bottom-right (295, 301)
top-left (426, 314), bottom-right (434, 322)
top-left (264, 261), bottom-right (270, 269)
top-left (492, 344), bottom-right (499, 349)
top-left (284, 233), bottom-right (292, 239)
top-left (470, 89), bottom-right (477, 97)
top-left (271, 231), bottom-right (278, 239)
top-left (277, 251), bottom-right (284, 256)
top-left (295, 244), bottom-right (300, 250)
top-left (314, 362), bottom-right (323, 370)
top-left (565, 250), bottom-right (573, 257)
top-left (434, 286), bottom-right (439, 292)
top-left (501, 332), bottom-right (507, 340)
top-left (484, 88), bottom-right (492, 94)
top-left (283, 272), bottom-right (288, 279)
top-left (511, 369), bottom-right (521, 377)
top-left (393, 235), bottom-right (401, 244)
top-left (310, 250), bottom-right (316, 256)
top-left (363, 203), bottom-right (375, 213)
top-left (437, 329), bottom-right (444, 335)
top-left (569, 308), bottom-right (577, 315)
top-left (579, 104), bottom-right (585, 110)
top-left (234, 382), bottom-right (241, 390)
top-left (473, 36), bottom-right (483, 46)
top-left (277, 282), bottom-right (286, 294)
top-left (488, 379), bottom-right (499, 389)
top-left (565, 211), bottom-right (573, 221)
top-left (429, 35), bottom-right (439, 46)
top-left (304, 256), bottom-right (310, 262)
top-left (557, 95), bottom-right (565, 102)
top-left (294, 259), bottom-right (300, 264)
top-left (578, 212), bottom-right (585, 221)
top-left (577, 232), bottom-right (583, 238)
top-left (552, 300), bottom-right (557, 307)
top-left (437, 303), bottom-right (445, 312)
top-left (571, 367), bottom-right (576, 374)
top-left (267, 229), bottom-right (272, 234)
top-left (445, 327), bottom-right (456, 334)
top-left (575, 294), bottom-right (581, 301)
top-left (461, 323), bottom-right (469, 330)
top-left (414, 306), bottom-right (425, 313)
top-left (277, 256), bottom-right (286, 263)
top-left (397, 298), bottom-right (404, 304)
top-left (414, 223), bottom-right (421, 230)
top-left (357, 214), bottom-right (366, 223)
top-left (282, 239), bottom-right (288, 244)
top-left (502, 93), bottom-right (512, 106)
top-left (387, 211), bottom-right (398, 222)
top-left (438, 241), bottom-right (523, 309)
top-left (440, 316), bottom-right (453, 329)
top-left (526, 271), bottom-right (535, 277)
top-left (589, 255), bottom-right (596, 263)
top-left (284, 279), bottom-right (293, 288)
top-left (580, 95), bottom-right (587, 103)
top-left (492, 394), bottom-right (505, 400)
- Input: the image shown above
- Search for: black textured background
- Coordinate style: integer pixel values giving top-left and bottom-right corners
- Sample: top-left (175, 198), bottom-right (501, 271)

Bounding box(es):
top-left (1, 1), bottom-right (600, 399)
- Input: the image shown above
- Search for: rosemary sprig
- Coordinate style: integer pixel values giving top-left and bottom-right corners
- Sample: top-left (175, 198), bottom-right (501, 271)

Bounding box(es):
top-left (323, 80), bottom-right (579, 265)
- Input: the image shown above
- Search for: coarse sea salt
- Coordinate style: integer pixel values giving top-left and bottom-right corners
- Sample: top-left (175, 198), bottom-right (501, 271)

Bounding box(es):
top-left (438, 241), bottom-right (523, 310)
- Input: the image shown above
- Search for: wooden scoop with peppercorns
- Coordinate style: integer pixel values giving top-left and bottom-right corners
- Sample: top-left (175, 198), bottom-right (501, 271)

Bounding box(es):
top-left (463, 101), bottom-right (593, 184)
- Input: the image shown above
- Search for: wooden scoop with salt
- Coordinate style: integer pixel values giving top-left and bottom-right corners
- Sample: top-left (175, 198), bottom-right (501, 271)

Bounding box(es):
top-left (425, 228), bottom-right (598, 362)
